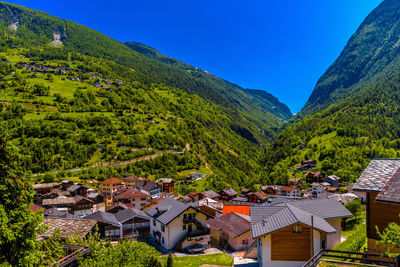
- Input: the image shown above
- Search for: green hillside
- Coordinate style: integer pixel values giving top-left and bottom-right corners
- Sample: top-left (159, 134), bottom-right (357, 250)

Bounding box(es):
top-left (264, 0), bottom-right (400, 185)
top-left (301, 0), bottom-right (400, 116)
top-left (125, 41), bottom-right (292, 122)
top-left (0, 1), bottom-right (293, 191)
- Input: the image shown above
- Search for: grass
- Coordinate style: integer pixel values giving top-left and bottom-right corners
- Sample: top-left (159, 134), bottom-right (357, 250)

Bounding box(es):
top-left (159, 253), bottom-right (233, 267)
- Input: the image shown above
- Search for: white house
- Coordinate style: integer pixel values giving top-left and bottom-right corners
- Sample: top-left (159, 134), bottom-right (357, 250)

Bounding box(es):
top-left (251, 198), bottom-right (352, 267)
top-left (311, 183), bottom-right (324, 198)
top-left (280, 186), bottom-right (301, 198)
top-left (145, 197), bottom-right (211, 251)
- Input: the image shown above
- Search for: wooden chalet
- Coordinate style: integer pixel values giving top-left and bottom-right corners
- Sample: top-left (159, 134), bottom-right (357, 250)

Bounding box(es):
top-left (219, 188), bottom-right (238, 201)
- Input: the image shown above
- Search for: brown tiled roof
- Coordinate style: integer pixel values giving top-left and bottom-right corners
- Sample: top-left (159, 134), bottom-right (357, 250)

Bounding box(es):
top-left (280, 186), bottom-right (297, 192)
top-left (375, 168), bottom-right (400, 204)
top-left (141, 197), bottom-right (165, 211)
top-left (353, 159), bottom-right (400, 192)
top-left (249, 192), bottom-right (269, 200)
top-left (101, 177), bottom-right (124, 185)
top-left (207, 212), bottom-right (251, 238)
top-left (115, 189), bottom-right (149, 200)
top-left (38, 218), bottom-right (97, 240)
top-left (122, 176), bottom-right (145, 182)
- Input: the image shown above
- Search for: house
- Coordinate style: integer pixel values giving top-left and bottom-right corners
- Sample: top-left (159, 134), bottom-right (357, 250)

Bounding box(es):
top-left (141, 197), bottom-right (166, 211)
top-left (247, 192), bottom-right (269, 204)
top-left (301, 159), bottom-right (317, 166)
top-left (41, 197), bottom-right (76, 211)
top-left (280, 186), bottom-right (301, 198)
top-left (191, 172), bottom-right (207, 180)
top-left (323, 175), bottom-right (341, 187)
top-left (67, 184), bottom-right (88, 197)
top-left (208, 212), bottom-right (253, 251)
top-left (156, 178), bottom-right (175, 193)
top-left (114, 188), bottom-right (150, 209)
top-left (33, 182), bottom-right (60, 194)
top-left (100, 177), bottom-right (125, 206)
top-left (353, 159), bottom-right (400, 250)
top-left (219, 188), bottom-right (238, 201)
top-left (201, 190), bottom-right (221, 200)
top-left (311, 183), bottom-right (324, 198)
top-left (145, 197), bottom-right (211, 251)
top-left (61, 180), bottom-right (74, 190)
top-left (188, 191), bottom-right (204, 202)
top-left (261, 185), bottom-right (279, 195)
top-left (305, 171), bottom-right (324, 183)
top-left (133, 180), bottom-right (161, 199)
top-left (114, 208), bottom-right (151, 238)
top-left (251, 198), bottom-right (352, 267)
top-left (87, 192), bottom-right (104, 204)
top-left (122, 176), bottom-right (145, 188)
top-left (197, 200), bottom-right (223, 218)
top-left (73, 195), bottom-right (94, 217)
top-left (38, 217), bottom-right (97, 241)
top-left (85, 211), bottom-right (122, 238)
top-left (240, 188), bottom-right (251, 196)
top-left (289, 178), bottom-right (302, 186)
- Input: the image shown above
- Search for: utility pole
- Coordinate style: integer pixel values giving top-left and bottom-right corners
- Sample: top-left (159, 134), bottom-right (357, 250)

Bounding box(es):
top-left (311, 215), bottom-right (314, 257)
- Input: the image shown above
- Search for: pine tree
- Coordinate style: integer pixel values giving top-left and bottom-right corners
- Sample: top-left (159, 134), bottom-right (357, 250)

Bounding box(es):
top-left (0, 138), bottom-right (43, 265)
top-left (166, 252), bottom-right (173, 267)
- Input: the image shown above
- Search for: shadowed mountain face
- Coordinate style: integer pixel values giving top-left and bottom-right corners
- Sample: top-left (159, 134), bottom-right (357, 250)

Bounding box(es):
top-left (302, 0), bottom-right (400, 116)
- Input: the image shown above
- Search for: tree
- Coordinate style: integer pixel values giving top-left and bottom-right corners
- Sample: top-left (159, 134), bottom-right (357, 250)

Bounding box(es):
top-left (0, 138), bottom-right (43, 265)
top-left (166, 252), bottom-right (173, 267)
top-left (345, 199), bottom-right (363, 220)
top-left (377, 216), bottom-right (400, 258)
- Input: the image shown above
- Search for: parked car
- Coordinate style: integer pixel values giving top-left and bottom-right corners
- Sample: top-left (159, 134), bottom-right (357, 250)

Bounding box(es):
top-left (186, 244), bottom-right (205, 254)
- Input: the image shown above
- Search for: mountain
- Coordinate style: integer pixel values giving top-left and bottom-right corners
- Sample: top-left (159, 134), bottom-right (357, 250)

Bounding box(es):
top-left (264, 0), bottom-right (400, 185)
top-left (301, 0), bottom-right (400, 116)
top-left (125, 41), bottom-right (292, 122)
top-left (0, 2), bottom-right (292, 192)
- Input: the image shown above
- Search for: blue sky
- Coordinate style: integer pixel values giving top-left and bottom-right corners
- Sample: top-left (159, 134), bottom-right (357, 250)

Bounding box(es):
top-left (12, 0), bottom-right (383, 113)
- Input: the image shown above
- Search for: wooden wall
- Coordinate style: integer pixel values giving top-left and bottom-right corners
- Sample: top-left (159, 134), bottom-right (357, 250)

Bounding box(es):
top-left (271, 224), bottom-right (312, 261)
top-left (367, 192), bottom-right (400, 240)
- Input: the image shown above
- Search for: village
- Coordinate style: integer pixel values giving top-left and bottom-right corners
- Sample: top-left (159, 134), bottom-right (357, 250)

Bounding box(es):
top-left (28, 157), bottom-right (400, 267)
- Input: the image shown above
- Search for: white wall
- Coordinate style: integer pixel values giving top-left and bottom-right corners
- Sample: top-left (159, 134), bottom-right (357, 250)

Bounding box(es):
top-left (326, 218), bottom-right (342, 248)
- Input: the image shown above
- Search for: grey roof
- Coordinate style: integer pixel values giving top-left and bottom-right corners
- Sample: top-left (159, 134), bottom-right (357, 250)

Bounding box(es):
top-left (202, 190), bottom-right (220, 199)
top-left (84, 211), bottom-right (120, 227)
top-left (353, 159), bottom-right (400, 192)
top-left (283, 198), bottom-right (352, 220)
top-left (222, 188), bottom-right (238, 196)
top-left (115, 208), bottom-right (150, 223)
top-left (67, 184), bottom-right (82, 192)
top-left (145, 197), bottom-right (191, 225)
top-left (376, 168), bottom-right (400, 204)
top-left (251, 203), bottom-right (337, 239)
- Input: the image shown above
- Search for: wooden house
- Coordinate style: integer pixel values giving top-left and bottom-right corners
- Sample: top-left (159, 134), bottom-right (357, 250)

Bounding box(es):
top-left (353, 159), bottom-right (400, 251)
top-left (219, 188), bottom-right (238, 201)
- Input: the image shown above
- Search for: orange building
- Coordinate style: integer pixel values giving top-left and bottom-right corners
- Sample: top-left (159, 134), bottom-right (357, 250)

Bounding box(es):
top-left (99, 177), bottom-right (124, 206)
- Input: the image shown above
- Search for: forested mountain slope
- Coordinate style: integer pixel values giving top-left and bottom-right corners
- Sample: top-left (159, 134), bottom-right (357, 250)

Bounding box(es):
top-left (125, 41), bottom-right (292, 122)
top-left (0, 2), bottom-right (293, 191)
top-left (264, 0), bottom-right (400, 185)
top-left (301, 0), bottom-right (400, 116)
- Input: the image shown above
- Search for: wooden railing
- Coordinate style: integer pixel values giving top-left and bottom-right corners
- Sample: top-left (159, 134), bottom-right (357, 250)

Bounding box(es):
top-left (302, 249), bottom-right (398, 267)
top-left (51, 244), bottom-right (90, 267)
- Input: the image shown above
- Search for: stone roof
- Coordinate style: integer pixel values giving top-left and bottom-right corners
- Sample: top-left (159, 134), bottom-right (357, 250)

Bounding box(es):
top-left (353, 159), bottom-right (400, 192)
top-left (207, 212), bottom-right (251, 238)
top-left (202, 190), bottom-right (220, 199)
top-left (115, 189), bottom-right (149, 200)
top-left (221, 188), bottom-right (238, 196)
top-left (375, 168), bottom-right (400, 204)
top-left (33, 182), bottom-right (60, 190)
top-left (42, 197), bottom-right (76, 206)
top-left (38, 217), bottom-right (97, 240)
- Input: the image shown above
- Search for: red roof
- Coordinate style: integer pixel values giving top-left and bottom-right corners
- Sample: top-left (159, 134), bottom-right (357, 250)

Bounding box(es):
top-left (222, 205), bottom-right (250, 216)
top-left (115, 189), bottom-right (149, 200)
top-left (280, 186), bottom-right (297, 192)
top-left (122, 176), bottom-right (145, 182)
top-left (28, 204), bottom-right (45, 212)
top-left (101, 177), bottom-right (124, 185)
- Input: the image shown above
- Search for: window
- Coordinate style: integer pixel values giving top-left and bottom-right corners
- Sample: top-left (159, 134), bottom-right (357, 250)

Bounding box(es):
top-left (161, 224), bottom-right (165, 232)
top-left (183, 214), bottom-right (187, 220)
top-left (153, 219), bottom-right (156, 226)
top-left (242, 239), bottom-right (249, 245)
top-left (292, 224), bottom-right (302, 233)
top-left (162, 237), bottom-right (164, 244)
top-left (183, 224), bottom-right (186, 230)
